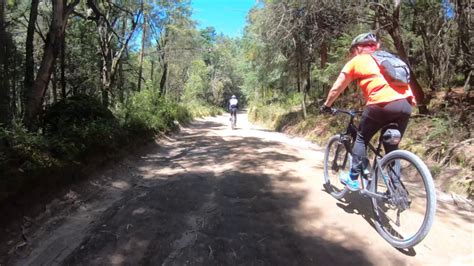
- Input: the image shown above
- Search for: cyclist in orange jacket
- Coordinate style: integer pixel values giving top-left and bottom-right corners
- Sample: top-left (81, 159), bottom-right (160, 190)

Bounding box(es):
top-left (321, 32), bottom-right (416, 191)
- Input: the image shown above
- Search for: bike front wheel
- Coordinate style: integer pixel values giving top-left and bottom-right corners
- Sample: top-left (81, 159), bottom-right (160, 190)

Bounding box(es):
top-left (371, 150), bottom-right (436, 248)
top-left (323, 135), bottom-right (350, 199)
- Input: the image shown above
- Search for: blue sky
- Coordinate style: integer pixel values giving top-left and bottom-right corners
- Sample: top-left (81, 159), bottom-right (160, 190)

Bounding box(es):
top-left (191, 0), bottom-right (256, 37)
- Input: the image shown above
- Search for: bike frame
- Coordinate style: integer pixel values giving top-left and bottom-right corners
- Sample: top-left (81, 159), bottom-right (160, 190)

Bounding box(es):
top-left (335, 109), bottom-right (395, 201)
top-left (326, 108), bottom-right (436, 249)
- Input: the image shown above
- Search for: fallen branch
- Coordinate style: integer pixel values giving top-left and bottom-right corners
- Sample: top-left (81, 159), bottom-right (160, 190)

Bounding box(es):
top-left (440, 138), bottom-right (474, 166)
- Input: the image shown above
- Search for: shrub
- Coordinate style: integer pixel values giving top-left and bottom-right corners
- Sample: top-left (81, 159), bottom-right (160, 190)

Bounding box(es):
top-left (117, 88), bottom-right (195, 133)
top-left (183, 100), bottom-right (223, 118)
top-left (0, 123), bottom-right (55, 201)
top-left (43, 95), bottom-right (126, 160)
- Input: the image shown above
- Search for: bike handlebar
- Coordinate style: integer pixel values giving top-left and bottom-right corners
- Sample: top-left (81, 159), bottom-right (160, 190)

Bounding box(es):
top-left (330, 108), bottom-right (362, 117)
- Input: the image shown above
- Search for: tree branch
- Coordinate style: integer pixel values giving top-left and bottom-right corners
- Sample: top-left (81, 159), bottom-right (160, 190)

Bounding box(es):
top-left (72, 10), bottom-right (87, 20)
top-left (440, 138), bottom-right (474, 166)
top-left (35, 19), bottom-right (47, 43)
top-left (65, 0), bottom-right (81, 17)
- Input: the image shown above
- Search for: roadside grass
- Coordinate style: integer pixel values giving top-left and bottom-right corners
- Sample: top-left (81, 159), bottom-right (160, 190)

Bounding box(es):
top-left (185, 101), bottom-right (224, 118)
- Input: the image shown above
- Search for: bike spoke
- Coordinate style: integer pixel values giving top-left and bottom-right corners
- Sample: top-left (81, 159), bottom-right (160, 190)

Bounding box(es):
top-left (372, 155), bottom-right (432, 246)
top-left (323, 136), bottom-right (350, 199)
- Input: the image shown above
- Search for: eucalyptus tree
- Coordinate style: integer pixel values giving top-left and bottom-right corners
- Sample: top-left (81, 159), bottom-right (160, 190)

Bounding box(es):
top-left (148, 0), bottom-right (196, 97)
top-left (253, 0), bottom-right (352, 117)
top-left (242, 5), bottom-right (303, 103)
top-left (207, 36), bottom-right (243, 106)
top-left (407, 0), bottom-right (458, 91)
top-left (23, 0), bottom-right (80, 128)
top-left (82, 0), bottom-right (142, 107)
top-left (0, 0), bottom-right (9, 124)
top-left (64, 17), bottom-right (101, 96)
top-left (23, 0), bottom-right (39, 113)
top-left (454, 0), bottom-right (472, 87)
top-left (370, 0), bottom-right (428, 113)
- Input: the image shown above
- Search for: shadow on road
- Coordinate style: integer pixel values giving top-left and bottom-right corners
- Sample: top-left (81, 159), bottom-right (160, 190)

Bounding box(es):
top-left (61, 119), bottom-right (377, 265)
top-left (333, 191), bottom-right (416, 256)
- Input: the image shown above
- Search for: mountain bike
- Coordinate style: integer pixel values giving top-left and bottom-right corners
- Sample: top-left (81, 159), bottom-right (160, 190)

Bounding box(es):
top-left (323, 108), bottom-right (436, 249)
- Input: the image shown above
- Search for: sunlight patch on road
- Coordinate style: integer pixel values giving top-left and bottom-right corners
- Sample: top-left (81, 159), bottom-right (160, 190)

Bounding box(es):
top-left (109, 254), bottom-right (125, 264)
top-left (111, 181), bottom-right (130, 190)
top-left (140, 166), bottom-right (186, 179)
top-left (132, 207), bottom-right (147, 215)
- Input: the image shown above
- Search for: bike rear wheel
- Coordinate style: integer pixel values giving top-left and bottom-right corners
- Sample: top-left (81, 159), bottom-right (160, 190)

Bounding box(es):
top-left (371, 150), bottom-right (436, 248)
top-left (323, 135), bottom-right (350, 199)
top-left (230, 115), bottom-right (236, 129)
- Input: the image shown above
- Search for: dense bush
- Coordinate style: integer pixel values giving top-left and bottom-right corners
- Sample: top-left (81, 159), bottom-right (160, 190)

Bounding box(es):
top-left (117, 89), bottom-right (193, 133)
top-left (0, 123), bottom-right (56, 201)
top-left (43, 95), bottom-right (127, 160)
top-left (0, 92), bottom-right (199, 203)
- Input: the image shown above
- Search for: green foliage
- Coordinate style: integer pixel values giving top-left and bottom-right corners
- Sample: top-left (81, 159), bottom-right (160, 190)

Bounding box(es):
top-left (425, 117), bottom-right (454, 142)
top-left (248, 102), bottom-right (287, 128)
top-left (44, 95), bottom-right (116, 134)
top-left (43, 95), bottom-right (126, 160)
top-left (0, 122), bottom-right (55, 201)
top-left (0, 122), bottom-right (55, 171)
top-left (310, 33), bottom-right (354, 99)
top-left (117, 88), bottom-right (192, 133)
top-left (182, 59), bottom-right (210, 102)
top-left (0, 91), bottom-right (195, 203)
top-left (184, 101), bottom-right (223, 118)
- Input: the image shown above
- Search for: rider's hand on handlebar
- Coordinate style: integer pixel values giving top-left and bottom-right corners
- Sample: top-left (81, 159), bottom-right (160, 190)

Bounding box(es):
top-left (320, 105), bottom-right (333, 114)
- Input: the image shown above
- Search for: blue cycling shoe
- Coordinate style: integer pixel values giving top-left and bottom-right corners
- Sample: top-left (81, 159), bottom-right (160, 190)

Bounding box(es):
top-left (339, 172), bottom-right (361, 191)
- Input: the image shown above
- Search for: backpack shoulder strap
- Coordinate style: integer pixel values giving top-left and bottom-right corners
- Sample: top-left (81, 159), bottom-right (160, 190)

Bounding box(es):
top-left (370, 50), bottom-right (391, 64)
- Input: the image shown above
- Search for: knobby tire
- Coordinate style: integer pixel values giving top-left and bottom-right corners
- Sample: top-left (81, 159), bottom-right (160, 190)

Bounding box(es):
top-left (370, 150), bottom-right (436, 248)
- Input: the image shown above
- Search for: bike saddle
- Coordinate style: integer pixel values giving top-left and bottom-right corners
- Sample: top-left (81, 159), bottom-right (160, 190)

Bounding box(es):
top-left (381, 123), bottom-right (401, 145)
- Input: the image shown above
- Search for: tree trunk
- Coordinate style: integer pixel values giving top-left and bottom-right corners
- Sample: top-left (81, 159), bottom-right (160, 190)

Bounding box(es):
top-left (150, 60), bottom-right (155, 83)
top-left (60, 32), bottom-right (66, 99)
top-left (388, 3), bottom-right (428, 114)
top-left (23, 0), bottom-right (40, 114)
top-left (52, 68), bottom-right (58, 103)
top-left (23, 0), bottom-right (79, 128)
top-left (159, 62), bottom-right (168, 96)
top-left (419, 30), bottom-right (437, 91)
top-left (100, 44), bottom-right (111, 107)
top-left (137, 11), bottom-right (146, 91)
top-left (88, 2), bottom-right (140, 107)
top-left (456, 0), bottom-right (472, 86)
top-left (301, 64), bottom-right (312, 120)
top-left (0, 0), bottom-right (10, 125)
top-left (118, 58), bottom-right (124, 103)
top-left (117, 18), bottom-right (127, 102)
top-left (320, 41), bottom-right (328, 68)
top-left (11, 44), bottom-right (17, 117)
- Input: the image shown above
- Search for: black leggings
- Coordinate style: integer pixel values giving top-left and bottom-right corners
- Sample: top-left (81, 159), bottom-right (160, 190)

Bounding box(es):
top-left (351, 98), bottom-right (412, 175)
top-left (230, 108), bottom-right (237, 122)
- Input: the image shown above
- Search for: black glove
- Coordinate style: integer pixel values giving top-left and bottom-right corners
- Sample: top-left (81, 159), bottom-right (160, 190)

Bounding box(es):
top-left (320, 105), bottom-right (332, 114)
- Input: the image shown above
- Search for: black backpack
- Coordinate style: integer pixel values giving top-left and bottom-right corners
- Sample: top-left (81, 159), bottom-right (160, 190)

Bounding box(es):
top-left (371, 51), bottom-right (411, 87)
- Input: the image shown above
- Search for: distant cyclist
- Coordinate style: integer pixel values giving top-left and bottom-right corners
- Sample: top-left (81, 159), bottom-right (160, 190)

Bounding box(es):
top-left (229, 95), bottom-right (239, 124)
top-left (321, 32), bottom-right (416, 191)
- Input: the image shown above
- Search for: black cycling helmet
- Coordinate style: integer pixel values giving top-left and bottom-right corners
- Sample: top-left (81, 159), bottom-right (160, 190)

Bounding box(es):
top-left (350, 32), bottom-right (378, 49)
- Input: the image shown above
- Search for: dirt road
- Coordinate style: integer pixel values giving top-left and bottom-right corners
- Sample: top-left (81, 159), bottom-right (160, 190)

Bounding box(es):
top-left (3, 112), bottom-right (473, 265)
